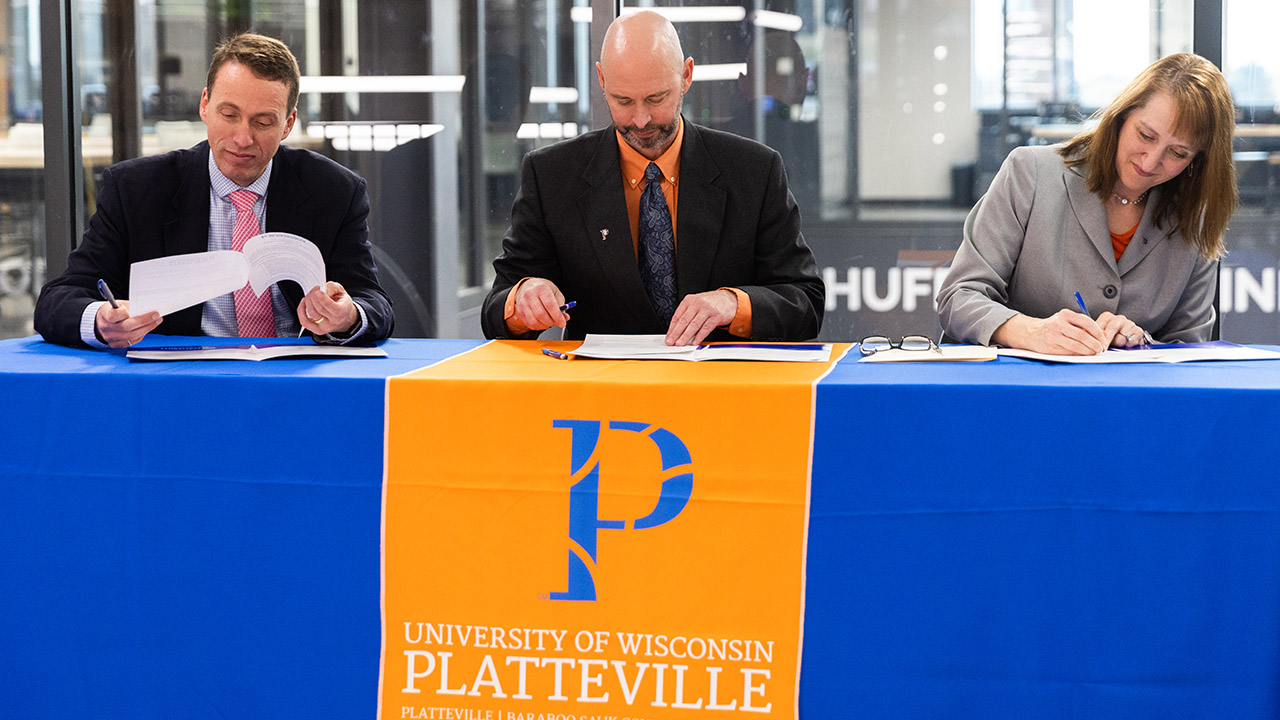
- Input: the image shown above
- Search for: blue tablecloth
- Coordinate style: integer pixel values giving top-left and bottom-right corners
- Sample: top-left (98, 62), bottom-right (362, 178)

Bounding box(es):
top-left (803, 354), bottom-right (1280, 718)
top-left (4, 336), bottom-right (1280, 718)
top-left (0, 336), bottom-right (484, 718)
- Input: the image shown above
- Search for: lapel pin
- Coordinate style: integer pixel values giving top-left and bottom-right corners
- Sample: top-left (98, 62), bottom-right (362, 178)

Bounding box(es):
top-left (600, 228), bottom-right (609, 241)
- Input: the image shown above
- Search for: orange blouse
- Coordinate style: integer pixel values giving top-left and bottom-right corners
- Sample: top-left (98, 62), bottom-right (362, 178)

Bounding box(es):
top-left (1111, 223), bottom-right (1138, 261)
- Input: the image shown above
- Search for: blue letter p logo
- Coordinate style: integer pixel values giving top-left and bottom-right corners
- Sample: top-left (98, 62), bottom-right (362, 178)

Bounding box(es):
top-left (548, 420), bottom-right (693, 601)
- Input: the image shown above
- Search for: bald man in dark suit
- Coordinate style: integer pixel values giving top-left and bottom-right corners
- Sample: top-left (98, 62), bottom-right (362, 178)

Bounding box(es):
top-left (482, 11), bottom-right (822, 345)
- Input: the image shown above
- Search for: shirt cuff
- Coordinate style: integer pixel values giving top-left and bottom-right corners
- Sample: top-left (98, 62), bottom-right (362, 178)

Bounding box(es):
top-left (320, 302), bottom-right (369, 345)
top-left (80, 301), bottom-right (109, 349)
top-left (722, 287), bottom-right (752, 338)
top-left (502, 278), bottom-right (535, 337)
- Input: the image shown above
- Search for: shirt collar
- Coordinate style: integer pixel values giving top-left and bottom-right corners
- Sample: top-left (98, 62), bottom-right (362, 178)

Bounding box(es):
top-left (617, 116), bottom-right (684, 189)
top-left (208, 151), bottom-right (273, 200)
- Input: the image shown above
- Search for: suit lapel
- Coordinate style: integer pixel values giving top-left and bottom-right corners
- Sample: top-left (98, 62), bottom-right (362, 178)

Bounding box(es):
top-left (674, 122), bottom-right (726, 298)
top-left (1064, 164), bottom-right (1118, 272)
top-left (163, 142), bottom-right (214, 258)
top-left (1116, 186), bottom-right (1168, 275)
top-left (578, 130), bottom-right (657, 324)
top-left (264, 148), bottom-right (308, 236)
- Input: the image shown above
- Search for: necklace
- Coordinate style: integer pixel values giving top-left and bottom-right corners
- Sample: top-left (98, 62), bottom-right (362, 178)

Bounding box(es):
top-left (1112, 190), bottom-right (1149, 206)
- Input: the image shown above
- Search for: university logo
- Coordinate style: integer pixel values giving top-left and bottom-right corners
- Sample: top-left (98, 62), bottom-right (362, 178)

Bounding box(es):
top-left (549, 420), bottom-right (693, 601)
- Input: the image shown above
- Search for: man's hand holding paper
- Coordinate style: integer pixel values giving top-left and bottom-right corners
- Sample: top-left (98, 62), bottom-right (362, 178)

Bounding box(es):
top-left (298, 282), bottom-right (360, 335)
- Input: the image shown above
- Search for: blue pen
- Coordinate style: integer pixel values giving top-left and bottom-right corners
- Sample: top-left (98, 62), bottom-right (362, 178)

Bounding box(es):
top-left (542, 348), bottom-right (570, 360)
top-left (1073, 292), bottom-right (1089, 316)
top-left (559, 300), bottom-right (577, 312)
top-left (97, 279), bottom-right (120, 309)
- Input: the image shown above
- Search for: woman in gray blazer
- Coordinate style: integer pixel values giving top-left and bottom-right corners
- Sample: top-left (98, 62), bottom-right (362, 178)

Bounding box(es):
top-left (937, 53), bottom-right (1238, 355)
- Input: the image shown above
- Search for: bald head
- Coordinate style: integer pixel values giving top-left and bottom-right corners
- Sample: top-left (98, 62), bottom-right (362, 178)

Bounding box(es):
top-left (596, 11), bottom-right (694, 160)
top-left (600, 11), bottom-right (686, 78)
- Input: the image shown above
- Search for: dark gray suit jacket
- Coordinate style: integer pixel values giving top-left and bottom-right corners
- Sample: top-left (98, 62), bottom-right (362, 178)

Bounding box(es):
top-left (481, 120), bottom-right (823, 341)
top-left (35, 142), bottom-right (394, 347)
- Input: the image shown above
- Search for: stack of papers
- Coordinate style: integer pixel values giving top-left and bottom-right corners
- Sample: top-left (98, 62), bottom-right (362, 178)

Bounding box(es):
top-left (127, 343), bottom-right (387, 362)
top-left (571, 334), bottom-right (833, 362)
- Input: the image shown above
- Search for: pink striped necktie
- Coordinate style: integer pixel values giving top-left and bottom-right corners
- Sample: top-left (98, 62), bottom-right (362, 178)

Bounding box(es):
top-left (229, 189), bottom-right (275, 337)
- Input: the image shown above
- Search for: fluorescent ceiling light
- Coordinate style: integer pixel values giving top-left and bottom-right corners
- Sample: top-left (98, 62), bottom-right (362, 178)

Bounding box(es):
top-left (299, 75), bottom-right (466, 94)
top-left (517, 123), bottom-right (581, 140)
top-left (692, 63), bottom-right (747, 82)
top-left (627, 6), bottom-right (746, 22)
top-left (529, 87), bottom-right (580, 104)
top-left (307, 122), bottom-right (444, 151)
top-left (752, 10), bottom-right (802, 32)
top-left (572, 6), bottom-right (747, 23)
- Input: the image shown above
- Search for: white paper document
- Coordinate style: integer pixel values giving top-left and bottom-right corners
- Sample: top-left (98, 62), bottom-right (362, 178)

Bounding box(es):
top-left (997, 341), bottom-right (1280, 364)
top-left (126, 343), bottom-right (386, 362)
top-left (859, 345), bottom-right (998, 362)
top-left (570, 334), bottom-right (833, 362)
top-left (127, 232), bottom-right (325, 317)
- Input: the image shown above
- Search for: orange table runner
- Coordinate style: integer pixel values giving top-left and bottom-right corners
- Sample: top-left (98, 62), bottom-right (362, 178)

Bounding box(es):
top-left (380, 340), bottom-right (850, 720)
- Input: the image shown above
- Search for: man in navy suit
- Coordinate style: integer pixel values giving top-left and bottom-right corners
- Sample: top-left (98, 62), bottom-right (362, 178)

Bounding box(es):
top-left (35, 32), bottom-right (393, 348)
top-left (481, 11), bottom-right (822, 345)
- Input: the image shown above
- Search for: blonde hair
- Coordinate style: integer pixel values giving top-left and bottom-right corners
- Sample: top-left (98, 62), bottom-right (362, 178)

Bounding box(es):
top-left (1060, 53), bottom-right (1237, 259)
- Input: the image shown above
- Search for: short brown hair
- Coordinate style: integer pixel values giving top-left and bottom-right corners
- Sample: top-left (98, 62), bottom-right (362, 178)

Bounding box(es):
top-left (206, 32), bottom-right (300, 114)
top-left (1060, 53), bottom-right (1238, 260)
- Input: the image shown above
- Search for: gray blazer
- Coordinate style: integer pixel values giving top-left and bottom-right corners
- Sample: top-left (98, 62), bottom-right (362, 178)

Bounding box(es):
top-left (936, 144), bottom-right (1217, 345)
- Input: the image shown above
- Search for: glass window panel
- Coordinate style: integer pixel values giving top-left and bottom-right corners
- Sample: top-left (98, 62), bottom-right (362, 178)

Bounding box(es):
top-left (40, 0), bottom-right (1280, 344)
top-left (1225, 0), bottom-right (1280, 110)
top-left (1, 1), bottom-right (45, 339)
top-left (1219, 0), bottom-right (1280, 341)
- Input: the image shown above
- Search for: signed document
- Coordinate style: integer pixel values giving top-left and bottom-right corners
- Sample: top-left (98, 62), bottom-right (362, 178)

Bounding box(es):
top-left (571, 334), bottom-right (833, 362)
top-left (127, 232), bottom-right (325, 317)
top-left (998, 341), bottom-right (1280, 364)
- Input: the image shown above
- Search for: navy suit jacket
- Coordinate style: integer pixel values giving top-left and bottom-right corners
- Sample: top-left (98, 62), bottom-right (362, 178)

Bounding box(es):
top-left (481, 121), bottom-right (823, 341)
top-left (35, 142), bottom-right (393, 347)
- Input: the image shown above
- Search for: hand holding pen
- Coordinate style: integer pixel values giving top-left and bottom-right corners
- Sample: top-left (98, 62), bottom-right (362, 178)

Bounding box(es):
top-left (538, 304), bottom-right (579, 360)
top-left (993, 295), bottom-right (1108, 355)
top-left (93, 279), bottom-right (162, 349)
top-left (509, 278), bottom-right (575, 333)
top-left (1054, 288), bottom-right (1105, 353)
